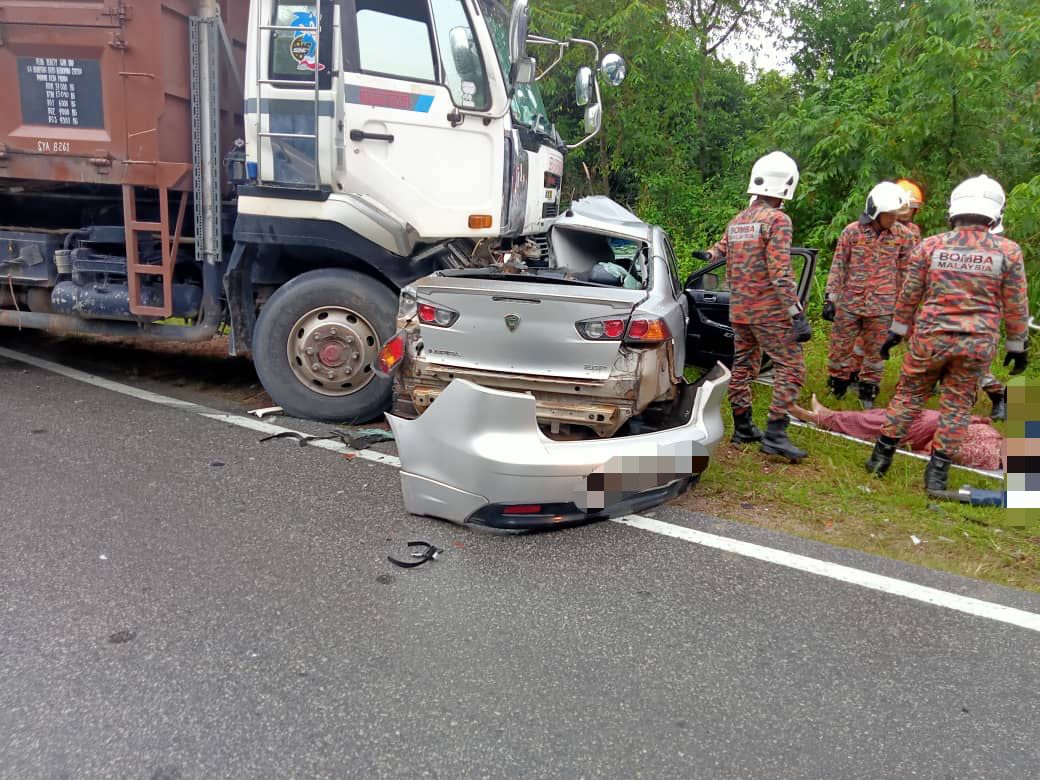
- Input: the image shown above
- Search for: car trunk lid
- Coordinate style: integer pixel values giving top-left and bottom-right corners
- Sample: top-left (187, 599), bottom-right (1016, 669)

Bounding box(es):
top-left (414, 274), bottom-right (646, 381)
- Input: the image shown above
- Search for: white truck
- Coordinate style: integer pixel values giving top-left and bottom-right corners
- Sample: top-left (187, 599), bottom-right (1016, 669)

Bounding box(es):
top-left (0, 0), bottom-right (624, 421)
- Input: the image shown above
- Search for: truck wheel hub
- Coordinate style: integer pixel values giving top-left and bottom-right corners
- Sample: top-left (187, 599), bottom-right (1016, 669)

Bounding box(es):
top-left (287, 306), bottom-right (378, 397)
top-left (318, 341), bottom-right (346, 367)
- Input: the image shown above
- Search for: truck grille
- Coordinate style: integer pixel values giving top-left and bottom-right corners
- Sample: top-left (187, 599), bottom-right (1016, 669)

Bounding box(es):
top-left (542, 202), bottom-right (559, 219)
top-left (528, 234), bottom-right (550, 263)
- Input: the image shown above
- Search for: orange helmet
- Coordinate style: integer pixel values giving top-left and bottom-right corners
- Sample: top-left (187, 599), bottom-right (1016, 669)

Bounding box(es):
top-left (896, 178), bottom-right (925, 209)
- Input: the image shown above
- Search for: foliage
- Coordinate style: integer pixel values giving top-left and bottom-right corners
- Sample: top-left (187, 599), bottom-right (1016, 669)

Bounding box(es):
top-left (530, 0), bottom-right (1039, 306)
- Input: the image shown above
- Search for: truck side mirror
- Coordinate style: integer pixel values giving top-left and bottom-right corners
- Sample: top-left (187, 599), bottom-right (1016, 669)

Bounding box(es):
top-left (575, 67), bottom-right (593, 107)
top-left (449, 27), bottom-right (480, 79)
top-left (509, 0), bottom-right (530, 63)
top-left (510, 57), bottom-right (536, 86)
top-left (600, 53), bottom-right (627, 87)
top-left (584, 103), bottom-right (602, 134)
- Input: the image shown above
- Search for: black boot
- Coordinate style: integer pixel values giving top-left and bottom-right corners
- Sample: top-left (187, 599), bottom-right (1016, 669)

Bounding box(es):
top-left (924, 451), bottom-right (953, 493)
top-left (858, 381), bottom-right (880, 410)
top-left (827, 375), bottom-right (851, 400)
top-left (760, 417), bottom-right (807, 462)
top-left (732, 409), bottom-right (763, 444)
top-left (987, 388), bottom-right (1006, 422)
top-left (866, 435), bottom-right (899, 476)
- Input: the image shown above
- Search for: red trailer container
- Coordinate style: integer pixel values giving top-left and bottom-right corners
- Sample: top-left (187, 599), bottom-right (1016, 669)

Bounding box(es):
top-left (0, 0), bottom-right (249, 317)
top-left (0, 0), bottom-right (248, 192)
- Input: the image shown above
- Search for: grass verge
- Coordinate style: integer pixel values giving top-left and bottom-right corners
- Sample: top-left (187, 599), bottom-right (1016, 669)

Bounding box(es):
top-left (680, 327), bottom-right (1039, 593)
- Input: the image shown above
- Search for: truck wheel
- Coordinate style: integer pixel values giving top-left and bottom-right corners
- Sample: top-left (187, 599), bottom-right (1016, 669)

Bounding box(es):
top-left (252, 268), bottom-right (397, 422)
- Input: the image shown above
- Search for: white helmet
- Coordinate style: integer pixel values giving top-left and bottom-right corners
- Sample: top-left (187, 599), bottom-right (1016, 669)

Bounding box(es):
top-left (747, 151), bottom-right (799, 201)
top-left (948, 174), bottom-right (1005, 225)
top-left (864, 181), bottom-right (910, 220)
top-left (991, 216), bottom-right (1005, 235)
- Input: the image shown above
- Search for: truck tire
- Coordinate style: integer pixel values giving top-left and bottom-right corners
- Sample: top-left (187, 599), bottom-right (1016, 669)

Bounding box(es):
top-left (252, 268), bottom-right (397, 422)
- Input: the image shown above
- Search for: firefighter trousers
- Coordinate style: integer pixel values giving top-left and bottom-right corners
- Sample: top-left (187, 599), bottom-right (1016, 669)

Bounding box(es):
top-left (731, 320), bottom-right (806, 420)
top-left (881, 332), bottom-right (996, 455)
top-left (828, 308), bottom-right (891, 385)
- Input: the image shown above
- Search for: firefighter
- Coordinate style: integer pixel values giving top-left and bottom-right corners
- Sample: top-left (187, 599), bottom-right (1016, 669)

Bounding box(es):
top-left (821, 182), bottom-right (915, 408)
top-left (895, 178), bottom-right (926, 244)
top-left (866, 174), bottom-right (1029, 493)
top-left (706, 151), bottom-right (811, 462)
top-left (841, 176), bottom-right (923, 396)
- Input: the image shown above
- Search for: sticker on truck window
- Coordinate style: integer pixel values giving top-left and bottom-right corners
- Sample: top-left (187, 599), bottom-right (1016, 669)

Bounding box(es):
top-left (18, 57), bottom-right (104, 129)
top-left (290, 11), bottom-right (325, 72)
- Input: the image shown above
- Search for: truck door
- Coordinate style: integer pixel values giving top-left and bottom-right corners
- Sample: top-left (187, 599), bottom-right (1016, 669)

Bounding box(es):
top-left (254, 0), bottom-right (338, 188)
top-left (684, 248), bottom-right (818, 369)
top-left (339, 0), bottom-right (506, 241)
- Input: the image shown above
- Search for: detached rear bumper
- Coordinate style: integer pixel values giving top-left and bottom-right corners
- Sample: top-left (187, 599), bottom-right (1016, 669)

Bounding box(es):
top-left (387, 363), bottom-right (730, 529)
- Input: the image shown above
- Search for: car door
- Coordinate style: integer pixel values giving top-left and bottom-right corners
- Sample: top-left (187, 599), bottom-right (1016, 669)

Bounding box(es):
top-left (684, 248), bottom-right (818, 369)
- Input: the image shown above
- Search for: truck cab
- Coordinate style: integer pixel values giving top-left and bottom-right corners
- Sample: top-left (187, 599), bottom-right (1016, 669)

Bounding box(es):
top-left (241, 0), bottom-right (564, 245)
top-left (236, 0), bottom-right (622, 421)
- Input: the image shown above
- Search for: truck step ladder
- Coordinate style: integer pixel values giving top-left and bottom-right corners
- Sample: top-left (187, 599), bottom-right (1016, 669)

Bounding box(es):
top-left (122, 184), bottom-right (185, 318)
top-left (253, 8), bottom-right (323, 189)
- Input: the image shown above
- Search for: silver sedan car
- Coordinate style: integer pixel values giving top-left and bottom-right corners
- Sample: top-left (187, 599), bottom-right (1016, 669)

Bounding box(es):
top-left (378, 197), bottom-right (813, 528)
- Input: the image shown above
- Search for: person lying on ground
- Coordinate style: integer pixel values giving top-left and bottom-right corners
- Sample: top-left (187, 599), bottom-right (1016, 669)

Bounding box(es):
top-left (788, 395), bottom-right (1002, 471)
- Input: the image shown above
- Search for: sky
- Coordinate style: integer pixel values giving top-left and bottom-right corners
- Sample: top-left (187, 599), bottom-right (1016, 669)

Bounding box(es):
top-left (717, 17), bottom-right (797, 75)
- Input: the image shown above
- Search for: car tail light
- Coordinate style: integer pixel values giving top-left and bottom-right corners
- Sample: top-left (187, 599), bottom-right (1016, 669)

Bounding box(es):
top-left (417, 302), bottom-right (459, 328)
top-left (503, 504), bottom-right (544, 515)
top-left (576, 317), bottom-right (627, 340)
top-left (626, 318), bottom-right (671, 343)
top-left (374, 331), bottom-right (406, 376)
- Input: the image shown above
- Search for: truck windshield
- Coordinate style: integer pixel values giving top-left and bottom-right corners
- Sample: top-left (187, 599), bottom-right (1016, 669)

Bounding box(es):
top-left (477, 0), bottom-right (553, 136)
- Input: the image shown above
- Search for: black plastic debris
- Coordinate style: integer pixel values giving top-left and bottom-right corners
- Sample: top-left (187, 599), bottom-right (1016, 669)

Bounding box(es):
top-left (259, 427), bottom-right (395, 450)
top-left (388, 541), bottom-right (442, 569)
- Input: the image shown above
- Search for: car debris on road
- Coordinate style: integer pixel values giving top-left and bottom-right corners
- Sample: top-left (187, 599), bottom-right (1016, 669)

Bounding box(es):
top-left (259, 428), bottom-right (395, 450)
top-left (387, 541), bottom-right (442, 569)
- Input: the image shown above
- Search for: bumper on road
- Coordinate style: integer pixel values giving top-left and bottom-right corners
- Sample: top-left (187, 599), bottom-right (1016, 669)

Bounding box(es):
top-left (387, 363), bottom-right (730, 529)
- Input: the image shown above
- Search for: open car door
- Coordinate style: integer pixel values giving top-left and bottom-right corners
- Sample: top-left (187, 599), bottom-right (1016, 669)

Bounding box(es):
top-left (684, 248), bottom-right (818, 369)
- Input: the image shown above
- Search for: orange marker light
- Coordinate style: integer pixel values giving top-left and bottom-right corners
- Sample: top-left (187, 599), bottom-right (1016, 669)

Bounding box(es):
top-left (375, 332), bottom-right (405, 376)
top-left (468, 214), bottom-right (493, 229)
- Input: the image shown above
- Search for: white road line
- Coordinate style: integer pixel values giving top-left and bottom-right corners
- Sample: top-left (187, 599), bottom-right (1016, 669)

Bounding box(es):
top-left (615, 515), bottom-right (1039, 633)
top-left (198, 412), bottom-right (402, 468)
top-left (0, 346), bottom-right (400, 468)
top-left (2, 345), bottom-right (1036, 633)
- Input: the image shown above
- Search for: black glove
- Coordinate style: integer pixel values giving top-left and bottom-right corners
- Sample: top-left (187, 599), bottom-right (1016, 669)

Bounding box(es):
top-left (691, 250), bottom-right (712, 261)
top-left (821, 301), bottom-right (836, 322)
top-left (879, 331), bottom-right (903, 360)
top-left (792, 312), bottom-right (812, 343)
top-left (1004, 349), bottom-right (1028, 376)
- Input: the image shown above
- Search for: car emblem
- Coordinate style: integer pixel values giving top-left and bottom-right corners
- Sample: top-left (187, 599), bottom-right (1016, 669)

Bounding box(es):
top-left (504, 314), bottom-right (521, 332)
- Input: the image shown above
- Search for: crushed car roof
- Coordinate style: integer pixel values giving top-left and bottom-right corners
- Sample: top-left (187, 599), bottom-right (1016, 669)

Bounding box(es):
top-left (552, 196), bottom-right (655, 243)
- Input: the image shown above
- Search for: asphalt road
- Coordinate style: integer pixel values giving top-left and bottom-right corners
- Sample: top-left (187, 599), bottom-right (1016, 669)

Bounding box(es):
top-left (1, 345), bottom-right (1039, 779)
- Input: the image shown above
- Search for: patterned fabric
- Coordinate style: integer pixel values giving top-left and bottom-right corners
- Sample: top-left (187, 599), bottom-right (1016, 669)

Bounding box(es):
top-left (731, 321), bottom-right (806, 420)
top-left (881, 332), bottom-right (996, 455)
top-left (708, 201), bottom-right (801, 324)
top-left (826, 218), bottom-right (915, 317)
top-left (817, 407), bottom-right (1001, 470)
top-left (902, 221), bottom-right (922, 245)
top-left (890, 226), bottom-right (1029, 352)
top-left (828, 310), bottom-right (891, 384)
